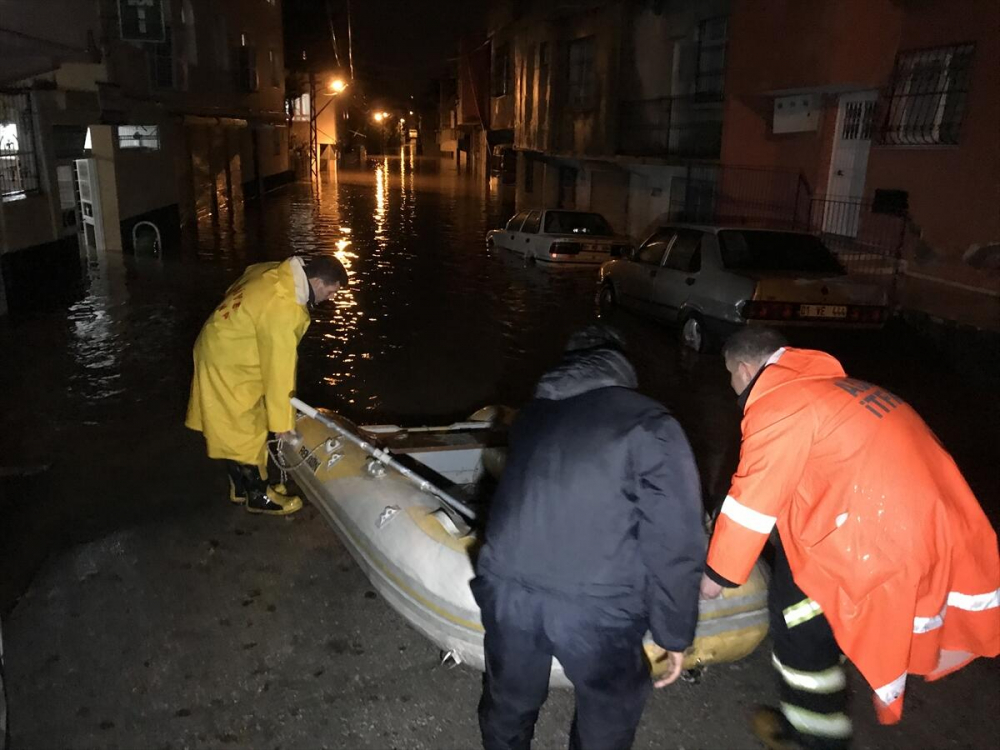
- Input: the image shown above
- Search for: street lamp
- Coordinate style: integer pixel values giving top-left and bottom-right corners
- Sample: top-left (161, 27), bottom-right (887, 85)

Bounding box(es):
top-left (373, 112), bottom-right (385, 122)
top-left (328, 78), bottom-right (346, 94)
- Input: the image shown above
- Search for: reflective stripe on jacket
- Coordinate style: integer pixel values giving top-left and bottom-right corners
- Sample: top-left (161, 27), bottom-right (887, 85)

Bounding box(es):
top-left (186, 259), bottom-right (311, 468)
top-left (707, 348), bottom-right (999, 723)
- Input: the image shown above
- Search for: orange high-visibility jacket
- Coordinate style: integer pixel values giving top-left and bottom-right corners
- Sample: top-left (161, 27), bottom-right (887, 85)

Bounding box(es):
top-left (707, 348), bottom-right (999, 724)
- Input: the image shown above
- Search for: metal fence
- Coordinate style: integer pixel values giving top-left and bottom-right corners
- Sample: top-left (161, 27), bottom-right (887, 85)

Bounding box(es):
top-left (0, 90), bottom-right (41, 198)
top-left (667, 165), bottom-right (908, 299)
top-left (618, 95), bottom-right (723, 160)
top-left (672, 165), bottom-right (811, 229)
top-left (806, 197), bottom-right (906, 283)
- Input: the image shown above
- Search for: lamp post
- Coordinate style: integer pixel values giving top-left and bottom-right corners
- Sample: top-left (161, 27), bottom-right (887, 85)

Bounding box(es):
top-left (372, 111), bottom-right (390, 154)
top-left (309, 75), bottom-right (349, 180)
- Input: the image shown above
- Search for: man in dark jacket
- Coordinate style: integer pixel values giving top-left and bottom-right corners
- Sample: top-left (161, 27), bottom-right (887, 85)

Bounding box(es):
top-left (473, 325), bottom-right (706, 750)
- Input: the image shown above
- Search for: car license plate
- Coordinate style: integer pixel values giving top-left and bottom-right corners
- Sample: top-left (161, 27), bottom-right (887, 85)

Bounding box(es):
top-left (799, 304), bottom-right (847, 319)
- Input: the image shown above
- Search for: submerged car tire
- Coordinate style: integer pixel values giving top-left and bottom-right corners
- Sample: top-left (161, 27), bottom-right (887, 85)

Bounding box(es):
top-left (680, 314), bottom-right (713, 353)
top-left (486, 236), bottom-right (495, 250)
top-left (598, 283), bottom-right (617, 314)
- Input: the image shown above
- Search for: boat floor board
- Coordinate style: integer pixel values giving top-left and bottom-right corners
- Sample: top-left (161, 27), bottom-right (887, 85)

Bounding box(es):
top-left (372, 428), bottom-right (507, 454)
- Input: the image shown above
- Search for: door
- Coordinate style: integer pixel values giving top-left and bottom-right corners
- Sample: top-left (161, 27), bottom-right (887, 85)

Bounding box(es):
top-left (75, 158), bottom-right (104, 250)
top-left (519, 210), bottom-right (542, 258)
top-left (650, 228), bottom-right (704, 321)
top-left (617, 229), bottom-right (674, 313)
top-left (824, 90), bottom-right (877, 237)
top-left (501, 210), bottom-right (529, 251)
top-left (590, 169), bottom-right (629, 235)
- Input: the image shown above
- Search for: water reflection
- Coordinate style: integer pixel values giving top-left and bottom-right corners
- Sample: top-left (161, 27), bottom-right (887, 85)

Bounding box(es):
top-left (1, 157), bottom-right (995, 518)
top-left (373, 158), bottom-right (388, 245)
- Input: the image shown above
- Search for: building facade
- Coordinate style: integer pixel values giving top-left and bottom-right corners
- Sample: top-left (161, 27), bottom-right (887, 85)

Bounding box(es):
top-left (0, 0), bottom-right (291, 316)
top-left (718, 0), bottom-right (998, 319)
top-left (442, 0), bottom-right (997, 326)
top-left (479, 0), bottom-right (730, 239)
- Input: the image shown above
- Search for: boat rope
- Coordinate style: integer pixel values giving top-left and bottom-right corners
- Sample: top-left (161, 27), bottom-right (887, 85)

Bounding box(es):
top-left (267, 436), bottom-right (325, 485)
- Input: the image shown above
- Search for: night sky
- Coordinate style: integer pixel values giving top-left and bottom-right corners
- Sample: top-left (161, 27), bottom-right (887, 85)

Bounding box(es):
top-left (284, 0), bottom-right (485, 105)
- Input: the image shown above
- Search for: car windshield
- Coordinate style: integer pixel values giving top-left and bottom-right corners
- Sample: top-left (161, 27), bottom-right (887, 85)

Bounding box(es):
top-left (719, 230), bottom-right (847, 274)
top-left (544, 211), bottom-right (613, 236)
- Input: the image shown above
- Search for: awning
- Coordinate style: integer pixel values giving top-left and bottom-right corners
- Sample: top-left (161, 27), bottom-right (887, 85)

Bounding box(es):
top-left (487, 128), bottom-right (514, 146)
top-left (182, 115), bottom-right (249, 128)
top-left (763, 83), bottom-right (876, 97)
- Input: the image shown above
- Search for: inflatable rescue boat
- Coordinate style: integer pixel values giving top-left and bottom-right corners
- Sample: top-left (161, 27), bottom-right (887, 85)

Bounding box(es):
top-left (281, 399), bottom-right (769, 686)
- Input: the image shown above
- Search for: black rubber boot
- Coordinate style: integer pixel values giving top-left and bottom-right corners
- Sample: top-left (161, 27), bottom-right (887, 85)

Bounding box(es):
top-left (224, 460), bottom-right (248, 504)
top-left (235, 463), bottom-right (303, 516)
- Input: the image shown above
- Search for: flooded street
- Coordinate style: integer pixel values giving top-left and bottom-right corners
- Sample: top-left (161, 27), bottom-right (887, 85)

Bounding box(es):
top-left (1, 162), bottom-right (997, 749)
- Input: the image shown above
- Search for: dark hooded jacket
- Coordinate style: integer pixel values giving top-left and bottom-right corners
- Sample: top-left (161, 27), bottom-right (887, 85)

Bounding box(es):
top-left (475, 346), bottom-right (706, 651)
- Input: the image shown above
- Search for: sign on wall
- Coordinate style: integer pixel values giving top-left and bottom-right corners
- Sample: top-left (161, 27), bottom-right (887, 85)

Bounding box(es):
top-left (119, 0), bottom-right (165, 43)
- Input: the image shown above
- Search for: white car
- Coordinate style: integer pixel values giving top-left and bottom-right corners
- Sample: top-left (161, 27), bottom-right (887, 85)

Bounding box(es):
top-left (487, 209), bottom-right (632, 266)
top-left (598, 224), bottom-right (889, 352)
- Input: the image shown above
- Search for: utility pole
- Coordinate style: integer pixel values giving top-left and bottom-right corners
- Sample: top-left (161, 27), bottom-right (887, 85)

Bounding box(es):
top-left (309, 70), bottom-right (320, 186)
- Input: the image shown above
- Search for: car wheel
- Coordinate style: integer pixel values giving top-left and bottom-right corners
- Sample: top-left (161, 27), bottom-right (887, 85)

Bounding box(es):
top-left (486, 236), bottom-right (495, 250)
top-left (680, 315), bottom-right (711, 353)
top-left (522, 251), bottom-right (535, 267)
top-left (598, 283), bottom-right (617, 313)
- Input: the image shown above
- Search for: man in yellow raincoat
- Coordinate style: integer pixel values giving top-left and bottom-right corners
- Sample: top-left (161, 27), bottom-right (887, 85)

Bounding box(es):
top-left (186, 255), bottom-right (347, 515)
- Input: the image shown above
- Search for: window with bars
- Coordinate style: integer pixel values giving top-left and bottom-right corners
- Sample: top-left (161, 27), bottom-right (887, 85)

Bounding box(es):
top-left (492, 43), bottom-right (512, 97)
top-left (568, 36), bottom-right (596, 109)
top-left (842, 99), bottom-right (876, 141)
top-left (0, 91), bottom-right (40, 198)
top-left (237, 34), bottom-right (259, 93)
top-left (290, 93), bottom-right (310, 121)
top-left (879, 43), bottom-right (974, 146)
top-left (148, 26), bottom-right (175, 89)
top-left (695, 17), bottom-right (727, 100)
top-left (269, 48), bottom-right (281, 88)
top-left (118, 125), bottom-right (161, 150)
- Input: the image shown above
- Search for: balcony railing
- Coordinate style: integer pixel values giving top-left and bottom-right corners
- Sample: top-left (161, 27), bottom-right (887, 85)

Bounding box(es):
top-left (617, 95), bottom-right (723, 160)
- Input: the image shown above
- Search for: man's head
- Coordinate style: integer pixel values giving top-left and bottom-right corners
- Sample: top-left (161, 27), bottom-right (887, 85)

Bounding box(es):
top-left (564, 323), bottom-right (628, 355)
top-left (304, 255), bottom-right (349, 304)
top-left (722, 327), bottom-right (788, 395)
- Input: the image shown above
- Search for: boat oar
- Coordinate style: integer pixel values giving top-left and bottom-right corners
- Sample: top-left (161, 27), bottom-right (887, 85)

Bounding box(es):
top-left (290, 397), bottom-right (478, 522)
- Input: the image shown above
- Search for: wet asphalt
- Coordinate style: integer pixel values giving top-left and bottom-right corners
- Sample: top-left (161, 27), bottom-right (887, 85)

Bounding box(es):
top-left (0, 160), bottom-right (997, 749)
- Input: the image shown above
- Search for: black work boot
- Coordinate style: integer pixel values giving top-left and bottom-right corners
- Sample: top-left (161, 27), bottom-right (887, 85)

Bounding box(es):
top-left (752, 706), bottom-right (851, 750)
top-left (235, 463), bottom-right (303, 516)
top-left (224, 460), bottom-right (248, 504)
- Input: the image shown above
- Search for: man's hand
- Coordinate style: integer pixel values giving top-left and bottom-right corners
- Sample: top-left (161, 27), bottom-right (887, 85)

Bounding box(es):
top-left (700, 572), bottom-right (724, 600)
top-left (276, 431), bottom-right (296, 442)
top-left (652, 649), bottom-right (684, 688)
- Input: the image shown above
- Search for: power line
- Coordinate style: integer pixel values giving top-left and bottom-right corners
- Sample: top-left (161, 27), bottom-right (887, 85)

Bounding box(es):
top-left (325, 0), bottom-right (341, 68)
top-left (346, 0), bottom-right (355, 79)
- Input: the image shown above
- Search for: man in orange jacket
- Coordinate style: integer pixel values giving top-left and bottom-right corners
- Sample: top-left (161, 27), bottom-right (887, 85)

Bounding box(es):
top-left (701, 327), bottom-right (999, 749)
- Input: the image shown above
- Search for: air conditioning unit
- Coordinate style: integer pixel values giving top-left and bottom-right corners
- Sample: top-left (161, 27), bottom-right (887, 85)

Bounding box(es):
top-left (773, 94), bottom-right (821, 134)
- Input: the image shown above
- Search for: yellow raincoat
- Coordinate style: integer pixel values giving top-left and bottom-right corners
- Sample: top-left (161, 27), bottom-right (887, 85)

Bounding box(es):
top-left (186, 258), bottom-right (311, 470)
